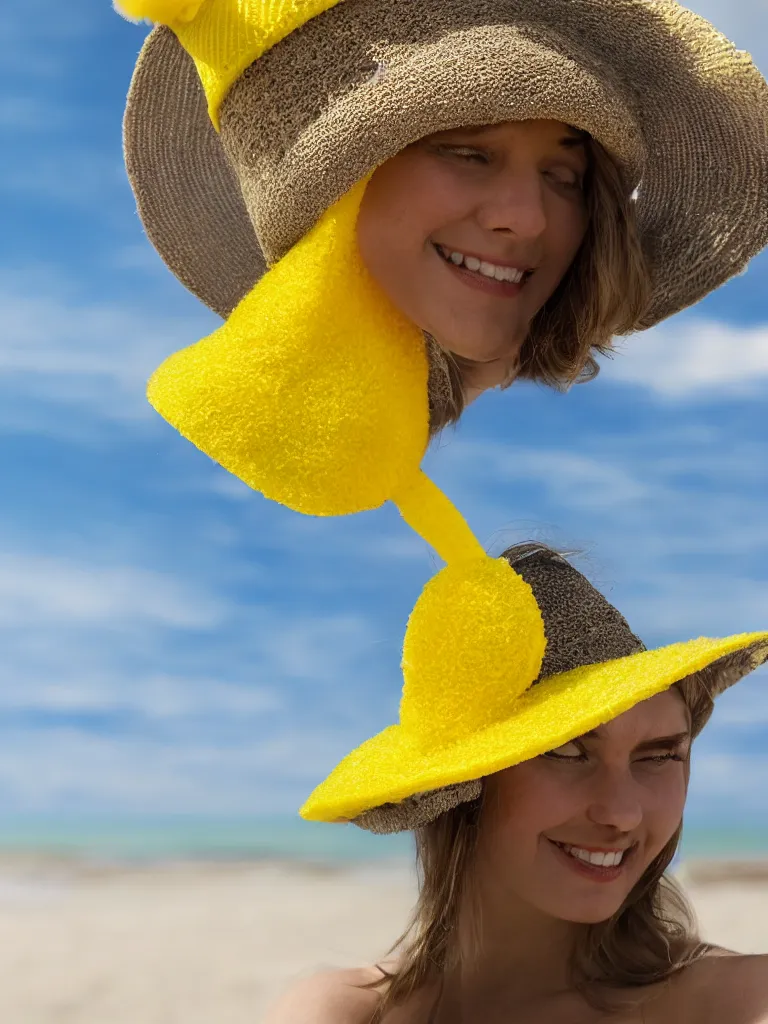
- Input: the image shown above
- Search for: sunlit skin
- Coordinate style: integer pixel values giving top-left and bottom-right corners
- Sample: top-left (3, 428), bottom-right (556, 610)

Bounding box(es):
top-left (357, 119), bottom-right (590, 396)
top-left (430, 691), bottom-right (691, 1019)
top-left (474, 691), bottom-right (690, 929)
top-left (268, 691), bottom-right (768, 1021)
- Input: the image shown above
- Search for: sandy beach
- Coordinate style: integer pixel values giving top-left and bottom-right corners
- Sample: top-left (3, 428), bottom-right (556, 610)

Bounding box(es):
top-left (0, 857), bottom-right (764, 1023)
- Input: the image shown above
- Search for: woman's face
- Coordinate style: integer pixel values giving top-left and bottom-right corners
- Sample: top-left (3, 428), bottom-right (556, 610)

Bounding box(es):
top-left (357, 119), bottom-right (590, 384)
top-left (476, 690), bottom-right (690, 925)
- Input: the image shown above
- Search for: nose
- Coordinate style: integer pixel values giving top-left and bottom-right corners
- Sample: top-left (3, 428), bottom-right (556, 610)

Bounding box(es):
top-left (474, 169), bottom-right (548, 242)
top-left (585, 767), bottom-right (643, 835)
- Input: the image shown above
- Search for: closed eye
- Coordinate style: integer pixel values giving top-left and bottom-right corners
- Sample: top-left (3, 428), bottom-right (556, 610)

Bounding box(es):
top-left (542, 741), bottom-right (585, 762)
top-left (436, 145), bottom-right (489, 164)
top-left (544, 169), bottom-right (583, 190)
top-left (640, 753), bottom-right (685, 765)
top-left (543, 748), bottom-right (685, 766)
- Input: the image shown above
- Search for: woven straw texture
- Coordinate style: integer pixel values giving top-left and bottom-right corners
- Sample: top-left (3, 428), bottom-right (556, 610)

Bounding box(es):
top-left (124, 0), bottom-right (768, 325)
top-left (301, 546), bottom-right (768, 832)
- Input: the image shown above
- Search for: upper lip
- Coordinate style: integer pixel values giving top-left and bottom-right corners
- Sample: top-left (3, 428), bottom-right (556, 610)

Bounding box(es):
top-left (435, 243), bottom-right (535, 273)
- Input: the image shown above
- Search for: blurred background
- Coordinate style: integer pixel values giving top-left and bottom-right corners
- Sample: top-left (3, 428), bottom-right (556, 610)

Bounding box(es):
top-left (0, 1), bottom-right (766, 1020)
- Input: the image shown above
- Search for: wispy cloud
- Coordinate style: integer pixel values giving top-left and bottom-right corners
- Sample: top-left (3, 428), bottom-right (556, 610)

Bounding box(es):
top-left (602, 319), bottom-right (768, 398)
top-left (0, 727), bottom-right (348, 814)
top-left (426, 422), bottom-right (768, 643)
top-left (0, 273), bottom-right (215, 430)
top-left (0, 96), bottom-right (69, 132)
top-left (688, 751), bottom-right (768, 816)
top-left (0, 0), bottom-right (96, 79)
top-left (0, 671), bottom-right (282, 721)
top-left (0, 550), bottom-right (227, 629)
top-left (0, 0), bottom-right (765, 825)
top-left (0, 152), bottom-right (127, 208)
top-left (713, 668), bottom-right (768, 727)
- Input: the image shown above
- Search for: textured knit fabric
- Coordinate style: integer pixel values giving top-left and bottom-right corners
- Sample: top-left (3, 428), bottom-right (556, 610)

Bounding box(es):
top-left (123, 1), bottom-right (768, 325)
top-left (299, 546), bottom-right (768, 832)
top-left (145, 178), bottom-right (432, 518)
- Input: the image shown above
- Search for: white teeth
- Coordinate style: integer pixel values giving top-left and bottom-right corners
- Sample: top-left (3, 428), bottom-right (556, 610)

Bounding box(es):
top-left (440, 246), bottom-right (526, 284)
top-left (562, 844), bottom-right (625, 868)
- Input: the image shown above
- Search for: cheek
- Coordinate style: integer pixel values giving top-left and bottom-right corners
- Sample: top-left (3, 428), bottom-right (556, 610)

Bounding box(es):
top-left (552, 202), bottom-right (589, 268)
top-left (360, 164), bottom-right (426, 246)
top-left (358, 156), bottom-right (471, 267)
top-left (357, 174), bottom-right (430, 310)
top-left (483, 766), bottom-right (576, 857)
top-left (642, 768), bottom-right (688, 850)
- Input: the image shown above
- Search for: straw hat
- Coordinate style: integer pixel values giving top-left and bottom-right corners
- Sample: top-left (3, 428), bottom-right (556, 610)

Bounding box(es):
top-left (301, 543), bottom-right (768, 834)
top-left (119, 0), bottom-right (768, 327)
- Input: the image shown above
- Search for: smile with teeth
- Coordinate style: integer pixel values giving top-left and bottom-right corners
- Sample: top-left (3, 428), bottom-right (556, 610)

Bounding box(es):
top-left (554, 842), bottom-right (630, 868)
top-left (435, 244), bottom-right (529, 284)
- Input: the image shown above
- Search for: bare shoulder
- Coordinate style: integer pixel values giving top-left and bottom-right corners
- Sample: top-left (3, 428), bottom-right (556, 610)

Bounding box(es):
top-left (262, 965), bottom-right (385, 1024)
top-left (667, 950), bottom-right (768, 1024)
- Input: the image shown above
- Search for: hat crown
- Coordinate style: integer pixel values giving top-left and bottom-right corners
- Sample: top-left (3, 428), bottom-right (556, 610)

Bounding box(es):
top-left (398, 546), bottom-right (643, 752)
top-left (157, 0), bottom-right (346, 127)
top-left (508, 545), bottom-right (646, 679)
top-left (400, 559), bottom-right (547, 748)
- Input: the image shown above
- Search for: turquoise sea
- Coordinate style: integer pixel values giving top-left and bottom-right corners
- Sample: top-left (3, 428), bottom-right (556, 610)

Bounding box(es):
top-left (0, 816), bottom-right (765, 865)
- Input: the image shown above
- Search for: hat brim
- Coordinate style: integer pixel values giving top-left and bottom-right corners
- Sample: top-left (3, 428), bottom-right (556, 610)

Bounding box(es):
top-left (125, 2), bottom-right (768, 325)
top-left (300, 632), bottom-right (768, 823)
top-left (124, 26), bottom-right (266, 318)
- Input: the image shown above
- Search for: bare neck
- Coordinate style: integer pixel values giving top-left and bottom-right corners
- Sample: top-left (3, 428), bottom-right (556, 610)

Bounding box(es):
top-left (433, 879), bottom-right (581, 1023)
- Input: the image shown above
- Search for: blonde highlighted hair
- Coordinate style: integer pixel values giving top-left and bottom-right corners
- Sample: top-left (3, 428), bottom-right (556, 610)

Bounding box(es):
top-left (427, 136), bottom-right (652, 435)
top-left (363, 672), bottom-right (717, 1022)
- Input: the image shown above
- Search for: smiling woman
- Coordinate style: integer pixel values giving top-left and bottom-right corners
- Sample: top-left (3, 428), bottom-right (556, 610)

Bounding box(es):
top-left (357, 120), bottom-right (648, 431)
top-left (284, 543), bottom-right (768, 1024)
top-left (118, 0), bottom-right (768, 459)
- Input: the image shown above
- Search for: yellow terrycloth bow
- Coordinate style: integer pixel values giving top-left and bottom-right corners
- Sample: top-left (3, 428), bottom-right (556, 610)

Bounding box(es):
top-left (147, 174), bottom-right (548, 648)
top-left (114, 0), bottom-right (346, 127)
top-left (148, 178), bottom-right (432, 521)
top-left (146, 176), bottom-right (548, 737)
top-left (119, 0), bottom-right (549, 751)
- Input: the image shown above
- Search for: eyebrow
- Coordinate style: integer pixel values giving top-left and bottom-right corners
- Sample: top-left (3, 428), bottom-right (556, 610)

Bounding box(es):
top-left (578, 729), bottom-right (691, 753)
top-left (435, 125), bottom-right (589, 149)
top-left (557, 132), bottom-right (589, 149)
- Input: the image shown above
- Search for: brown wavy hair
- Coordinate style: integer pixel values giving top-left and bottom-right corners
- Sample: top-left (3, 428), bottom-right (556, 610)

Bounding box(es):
top-left (363, 672), bottom-right (717, 1022)
top-left (427, 136), bottom-right (652, 435)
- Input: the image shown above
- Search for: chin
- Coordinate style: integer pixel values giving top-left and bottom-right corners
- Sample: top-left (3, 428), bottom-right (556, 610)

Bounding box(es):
top-left (552, 898), bottom-right (627, 925)
top-left (537, 880), bottom-right (634, 925)
top-left (568, 904), bottom-right (624, 925)
top-left (428, 330), bottom-right (520, 367)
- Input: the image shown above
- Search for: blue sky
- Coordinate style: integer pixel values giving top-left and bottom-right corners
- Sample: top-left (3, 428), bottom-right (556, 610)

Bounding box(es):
top-left (0, 0), bottom-right (766, 826)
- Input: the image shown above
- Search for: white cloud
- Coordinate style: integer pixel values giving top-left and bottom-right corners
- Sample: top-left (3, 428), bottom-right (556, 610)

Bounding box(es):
top-left (256, 614), bottom-right (381, 684)
top-left (712, 665), bottom-right (768, 726)
top-left (438, 440), bottom-right (648, 510)
top-left (0, 672), bottom-right (282, 720)
top-left (0, 0), bottom-right (95, 78)
top-left (688, 752), bottom-right (768, 813)
top-left (0, 152), bottom-right (127, 207)
top-left (619, 577), bottom-right (768, 640)
top-left (0, 96), bottom-right (66, 132)
top-left (426, 430), bottom-right (768, 642)
top-left (0, 276), bottom-right (215, 428)
top-left (603, 319), bottom-right (768, 398)
top-left (0, 726), bottom-right (350, 814)
top-left (0, 551), bottom-right (226, 629)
